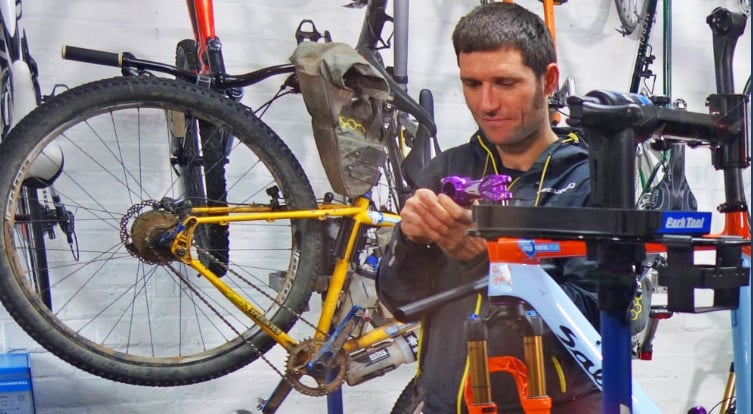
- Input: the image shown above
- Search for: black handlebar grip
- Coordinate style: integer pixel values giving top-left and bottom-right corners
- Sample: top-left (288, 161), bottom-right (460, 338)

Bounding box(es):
top-left (62, 45), bottom-right (122, 67)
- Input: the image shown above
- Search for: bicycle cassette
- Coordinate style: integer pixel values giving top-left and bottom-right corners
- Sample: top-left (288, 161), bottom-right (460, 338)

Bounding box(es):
top-left (285, 338), bottom-right (349, 396)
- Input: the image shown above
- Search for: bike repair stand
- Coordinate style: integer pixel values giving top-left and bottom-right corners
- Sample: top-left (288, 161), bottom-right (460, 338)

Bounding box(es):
top-left (326, 380), bottom-right (344, 414)
top-left (473, 79), bottom-right (749, 412)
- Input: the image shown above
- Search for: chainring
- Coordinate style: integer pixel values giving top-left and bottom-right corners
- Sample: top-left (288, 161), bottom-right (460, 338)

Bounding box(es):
top-left (285, 338), bottom-right (349, 396)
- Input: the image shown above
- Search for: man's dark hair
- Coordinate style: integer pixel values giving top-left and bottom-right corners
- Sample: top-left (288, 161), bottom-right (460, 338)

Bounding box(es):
top-left (452, 2), bottom-right (556, 78)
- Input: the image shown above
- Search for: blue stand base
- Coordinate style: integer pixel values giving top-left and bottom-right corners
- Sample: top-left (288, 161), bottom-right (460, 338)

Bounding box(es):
top-left (601, 309), bottom-right (633, 413)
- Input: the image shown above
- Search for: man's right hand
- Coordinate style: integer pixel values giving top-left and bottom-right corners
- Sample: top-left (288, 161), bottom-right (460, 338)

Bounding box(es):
top-left (399, 188), bottom-right (487, 261)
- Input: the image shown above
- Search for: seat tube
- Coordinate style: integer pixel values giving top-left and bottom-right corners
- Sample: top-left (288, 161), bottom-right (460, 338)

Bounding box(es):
top-left (541, 0), bottom-right (557, 47)
top-left (392, 0), bottom-right (409, 92)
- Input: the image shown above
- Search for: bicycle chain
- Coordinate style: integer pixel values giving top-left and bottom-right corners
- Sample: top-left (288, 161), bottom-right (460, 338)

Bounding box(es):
top-left (183, 245), bottom-right (347, 396)
top-left (121, 200), bottom-right (323, 334)
top-left (193, 244), bottom-right (324, 336)
top-left (119, 201), bottom-right (344, 396)
top-left (164, 262), bottom-right (289, 381)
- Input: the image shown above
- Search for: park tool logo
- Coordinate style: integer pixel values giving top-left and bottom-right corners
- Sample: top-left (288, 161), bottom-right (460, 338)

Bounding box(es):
top-left (657, 211), bottom-right (712, 235)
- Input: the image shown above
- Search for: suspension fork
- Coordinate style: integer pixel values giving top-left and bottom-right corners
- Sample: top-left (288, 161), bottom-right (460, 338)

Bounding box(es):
top-left (186, 0), bottom-right (242, 101)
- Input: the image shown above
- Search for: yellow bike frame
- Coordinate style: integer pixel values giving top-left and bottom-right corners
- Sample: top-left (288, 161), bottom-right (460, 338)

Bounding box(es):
top-left (167, 195), bottom-right (417, 354)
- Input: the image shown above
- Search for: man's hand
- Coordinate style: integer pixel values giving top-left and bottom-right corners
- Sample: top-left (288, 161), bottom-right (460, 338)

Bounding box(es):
top-left (399, 188), bottom-right (487, 261)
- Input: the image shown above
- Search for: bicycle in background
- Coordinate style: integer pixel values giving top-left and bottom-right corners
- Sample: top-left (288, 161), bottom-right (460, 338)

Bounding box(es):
top-left (0, 0), bottom-right (76, 310)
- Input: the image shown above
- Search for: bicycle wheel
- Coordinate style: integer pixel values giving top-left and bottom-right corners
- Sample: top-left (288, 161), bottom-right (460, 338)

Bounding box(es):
top-left (391, 376), bottom-right (424, 414)
top-left (0, 75), bottom-right (324, 385)
top-left (614, 0), bottom-right (646, 35)
top-left (174, 38), bottom-right (231, 277)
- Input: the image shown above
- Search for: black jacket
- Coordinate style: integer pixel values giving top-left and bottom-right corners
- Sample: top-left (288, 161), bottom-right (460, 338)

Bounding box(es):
top-left (377, 131), bottom-right (601, 414)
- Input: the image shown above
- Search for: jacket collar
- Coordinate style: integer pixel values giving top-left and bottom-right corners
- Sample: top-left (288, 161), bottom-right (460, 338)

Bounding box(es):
top-left (470, 129), bottom-right (588, 177)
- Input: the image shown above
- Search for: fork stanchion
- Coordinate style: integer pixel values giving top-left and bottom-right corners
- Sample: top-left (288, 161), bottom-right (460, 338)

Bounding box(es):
top-left (464, 314), bottom-right (498, 414)
top-left (463, 299), bottom-right (553, 414)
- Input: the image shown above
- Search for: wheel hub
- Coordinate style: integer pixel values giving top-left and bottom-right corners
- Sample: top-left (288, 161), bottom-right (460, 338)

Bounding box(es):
top-left (128, 210), bottom-right (179, 264)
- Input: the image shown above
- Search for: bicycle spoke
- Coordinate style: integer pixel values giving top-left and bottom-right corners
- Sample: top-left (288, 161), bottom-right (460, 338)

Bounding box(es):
top-left (0, 76), bottom-right (321, 385)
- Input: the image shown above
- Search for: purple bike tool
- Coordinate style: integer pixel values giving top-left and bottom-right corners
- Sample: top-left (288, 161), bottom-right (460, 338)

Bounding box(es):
top-left (440, 174), bottom-right (512, 207)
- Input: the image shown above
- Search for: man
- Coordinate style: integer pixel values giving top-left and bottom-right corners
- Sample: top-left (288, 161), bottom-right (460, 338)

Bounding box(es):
top-left (377, 3), bottom-right (601, 413)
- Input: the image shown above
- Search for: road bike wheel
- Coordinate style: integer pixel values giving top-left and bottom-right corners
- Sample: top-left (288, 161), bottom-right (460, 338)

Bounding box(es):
top-left (0, 75), bottom-right (324, 385)
top-left (174, 38), bottom-right (230, 277)
top-left (614, 0), bottom-right (647, 35)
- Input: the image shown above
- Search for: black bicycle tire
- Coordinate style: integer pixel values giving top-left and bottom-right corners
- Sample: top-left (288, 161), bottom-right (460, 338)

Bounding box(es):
top-left (390, 376), bottom-right (424, 414)
top-left (614, 0), bottom-right (646, 35)
top-left (0, 75), bottom-right (323, 385)
top-left (175, 38), bottom-right (230, 277)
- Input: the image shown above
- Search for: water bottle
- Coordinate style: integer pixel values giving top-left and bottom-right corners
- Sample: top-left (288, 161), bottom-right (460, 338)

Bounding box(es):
top-left (345, 327), bottom-right (420, 386)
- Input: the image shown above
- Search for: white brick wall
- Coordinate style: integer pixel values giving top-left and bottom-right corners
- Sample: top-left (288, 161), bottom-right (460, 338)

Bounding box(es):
top-left (0, 0), bottom-right (749, 413)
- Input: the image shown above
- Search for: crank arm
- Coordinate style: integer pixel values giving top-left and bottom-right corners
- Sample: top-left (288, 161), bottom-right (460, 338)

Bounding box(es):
top-left (308, 305), bottom-right (365, 376)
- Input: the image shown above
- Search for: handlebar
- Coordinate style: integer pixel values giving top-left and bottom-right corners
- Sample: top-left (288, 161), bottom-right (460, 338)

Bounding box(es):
top-left (62, 45), bottom-right (196, 80)
top-left (62, 46), bottom-right (122, 67)
top-left (61, 43), bottom-right (436, 137)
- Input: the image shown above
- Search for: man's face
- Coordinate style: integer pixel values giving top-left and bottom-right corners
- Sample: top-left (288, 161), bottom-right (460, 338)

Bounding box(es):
top-left (458, 48), bottom-right (551, 149)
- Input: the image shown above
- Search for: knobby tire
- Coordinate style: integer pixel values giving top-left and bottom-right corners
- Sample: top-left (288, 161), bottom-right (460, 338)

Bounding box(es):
top-left (0, 76), bottom-right (324, 385)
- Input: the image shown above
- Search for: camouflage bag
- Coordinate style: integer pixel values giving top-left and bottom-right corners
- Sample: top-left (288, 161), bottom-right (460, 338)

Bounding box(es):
top-left (290, 42), bottom-right (390, 197)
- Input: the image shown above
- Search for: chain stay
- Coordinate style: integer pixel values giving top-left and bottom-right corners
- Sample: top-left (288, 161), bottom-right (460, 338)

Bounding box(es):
top-left (120, 200), bottom-right (350, 396)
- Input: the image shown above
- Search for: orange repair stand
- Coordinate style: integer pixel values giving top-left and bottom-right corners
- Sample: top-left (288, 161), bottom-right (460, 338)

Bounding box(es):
top-left (464, 356), bottom-right (552, 414)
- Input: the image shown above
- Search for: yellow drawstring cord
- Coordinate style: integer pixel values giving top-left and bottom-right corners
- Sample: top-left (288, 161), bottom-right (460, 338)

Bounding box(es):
top-left (456, 293), bottom-right (485, 414)
top-left (533, 153), bottom-right (553, 207)
top-left (551, 355), bottom-right (567, 393)
top-left (476, 134), bottom-right (499, 176)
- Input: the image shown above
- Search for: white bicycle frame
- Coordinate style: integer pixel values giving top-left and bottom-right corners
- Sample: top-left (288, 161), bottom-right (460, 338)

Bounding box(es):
top-left (488, 253), bottom-right (750, 413)
top-left (0, 0), bottom-right (64, 183)
top-left (0, 0), bottom-right (37, 131)
top-left (488, 260), bottom-right (662, 413)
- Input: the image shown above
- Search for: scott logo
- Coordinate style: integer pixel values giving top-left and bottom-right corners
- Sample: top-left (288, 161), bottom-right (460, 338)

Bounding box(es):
top-left (556, 325), bottom-right (602, 387)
